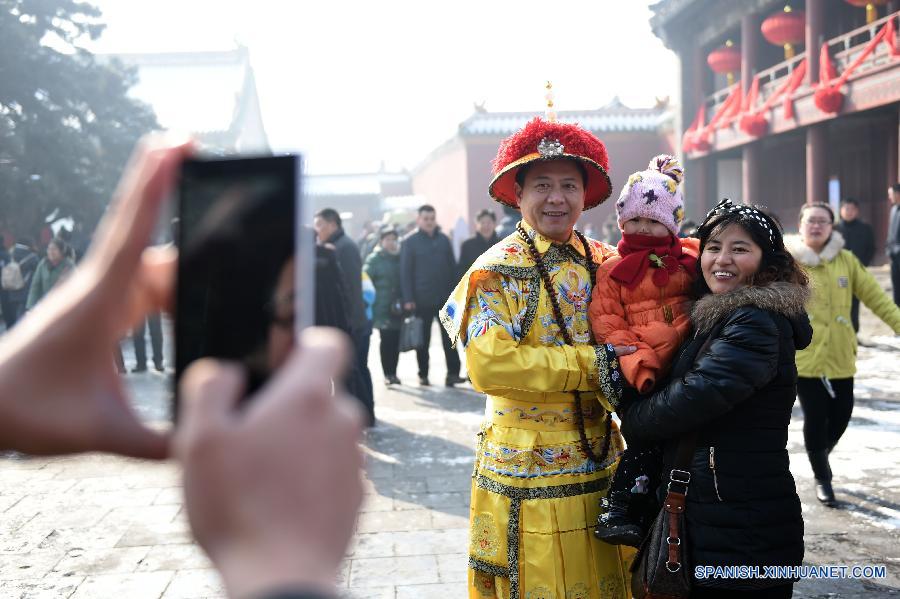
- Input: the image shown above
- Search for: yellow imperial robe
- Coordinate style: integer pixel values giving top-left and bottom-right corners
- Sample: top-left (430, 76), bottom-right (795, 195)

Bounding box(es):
top-left (440, 221), bottom-right (634, 599)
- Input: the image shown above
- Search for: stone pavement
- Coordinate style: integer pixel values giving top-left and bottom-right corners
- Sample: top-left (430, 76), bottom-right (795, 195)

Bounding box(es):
top-left (0, 321), bottom-right (481, 599)
top-left (2, 269), bottom-right (900, 597)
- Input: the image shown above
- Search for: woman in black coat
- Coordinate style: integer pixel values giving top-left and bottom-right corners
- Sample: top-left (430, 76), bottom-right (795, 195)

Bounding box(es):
top-left (620, 199), bottom-right (812, 599)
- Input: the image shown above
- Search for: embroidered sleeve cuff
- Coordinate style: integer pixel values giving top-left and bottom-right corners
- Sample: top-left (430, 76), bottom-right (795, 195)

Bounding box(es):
top-left (594, 344), bottom-right (623, 409)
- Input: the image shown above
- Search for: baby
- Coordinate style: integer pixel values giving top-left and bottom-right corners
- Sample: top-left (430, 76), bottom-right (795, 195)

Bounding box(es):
top-left (588, 155), bottom-right (699, 546)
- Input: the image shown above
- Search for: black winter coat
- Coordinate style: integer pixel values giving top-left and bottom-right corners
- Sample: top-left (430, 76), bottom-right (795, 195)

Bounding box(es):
top-left (620, 282), bottom-right (813, 591)
top-left (325, 229), bottom-right (368, 331)
top-left (835, 218), bottom-right (875, 266)
top-left (399, 228), bottom-right (457, 308)
top-left (457, 232), bottom-right (499, 280)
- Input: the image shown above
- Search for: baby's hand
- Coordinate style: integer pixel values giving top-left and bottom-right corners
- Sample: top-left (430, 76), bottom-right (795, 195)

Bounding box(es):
top-left (613, 345), bottom-right (637, 357)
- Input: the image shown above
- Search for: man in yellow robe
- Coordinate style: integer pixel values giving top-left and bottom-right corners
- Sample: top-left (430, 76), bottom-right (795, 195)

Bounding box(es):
top-left (441, 118), bottom-right (635, 599)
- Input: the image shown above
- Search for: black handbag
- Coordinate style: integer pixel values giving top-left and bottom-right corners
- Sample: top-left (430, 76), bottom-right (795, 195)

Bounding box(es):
top-left (399, 315), bottom-right (425, 352)
top-left (630, 433), bottom-right (697, 599)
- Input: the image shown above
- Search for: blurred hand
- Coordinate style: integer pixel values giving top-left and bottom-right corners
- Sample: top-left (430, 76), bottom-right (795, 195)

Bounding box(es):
top-left (613, 344), bottom-right (637, 357)
top-left (175, 328), bottom-right (364, 598)
top-left (404, 302), bottom-right (416, 311)
top-left (0, 135), bottom-right (191, 458)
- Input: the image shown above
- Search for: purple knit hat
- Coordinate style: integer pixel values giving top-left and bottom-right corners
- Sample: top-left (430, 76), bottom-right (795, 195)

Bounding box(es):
top-left (615, 155), bottom-right (685, 237)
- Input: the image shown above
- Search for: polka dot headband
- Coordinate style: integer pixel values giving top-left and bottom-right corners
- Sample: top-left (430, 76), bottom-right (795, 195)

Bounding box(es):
top-left (701, 198), bottom-right (778, 247)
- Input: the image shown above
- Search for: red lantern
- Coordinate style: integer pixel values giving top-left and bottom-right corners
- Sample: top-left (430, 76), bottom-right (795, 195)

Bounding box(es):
top-left (762, 5), bottom-right (806, 60)
top-left (845, 0), bottom-right (888, 24)
top-left (708, 40), bottom-right (741, 86)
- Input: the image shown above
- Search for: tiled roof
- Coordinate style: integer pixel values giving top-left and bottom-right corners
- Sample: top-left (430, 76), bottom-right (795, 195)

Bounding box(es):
top-left (459, 103), bottom-right (671, 136)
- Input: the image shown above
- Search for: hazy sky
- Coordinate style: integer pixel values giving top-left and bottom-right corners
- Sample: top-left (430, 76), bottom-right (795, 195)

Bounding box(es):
top-left (87, 1), bottom-right (680, 174)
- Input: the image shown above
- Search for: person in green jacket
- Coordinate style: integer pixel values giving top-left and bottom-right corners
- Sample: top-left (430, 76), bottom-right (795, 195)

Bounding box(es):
top-left (363, 227), bottom-right (403, 386)
top-left (788, 203), bottom-right (900, 507)
top-left (26, 237), bottom-right (75, 311)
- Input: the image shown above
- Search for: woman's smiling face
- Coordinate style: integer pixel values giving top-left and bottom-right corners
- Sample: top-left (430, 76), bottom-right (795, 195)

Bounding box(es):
top-left (700, 223), bottom-right (763, 294)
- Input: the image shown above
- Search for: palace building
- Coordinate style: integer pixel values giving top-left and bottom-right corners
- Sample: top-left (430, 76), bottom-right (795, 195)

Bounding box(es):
top-left (651, 0), bottom-right (900, 260)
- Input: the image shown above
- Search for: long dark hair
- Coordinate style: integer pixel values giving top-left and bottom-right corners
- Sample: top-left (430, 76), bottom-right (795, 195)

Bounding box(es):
top-left (694, 203), bottom-right (808, 297)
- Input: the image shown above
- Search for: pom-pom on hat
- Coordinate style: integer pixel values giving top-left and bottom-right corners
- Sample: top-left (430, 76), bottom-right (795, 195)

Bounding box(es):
top-left (615, 154), bottom-right (686, 237)
top-left (488, 117), bottom-right (612, 211)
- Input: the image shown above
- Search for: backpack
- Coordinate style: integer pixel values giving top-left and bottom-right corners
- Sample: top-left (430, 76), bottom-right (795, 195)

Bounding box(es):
top-left (2, 257), bottom-right (24, 291)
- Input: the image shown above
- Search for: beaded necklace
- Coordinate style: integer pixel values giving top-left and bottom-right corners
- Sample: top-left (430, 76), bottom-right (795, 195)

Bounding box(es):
top-left (516, 223), bottom-right (612, 465)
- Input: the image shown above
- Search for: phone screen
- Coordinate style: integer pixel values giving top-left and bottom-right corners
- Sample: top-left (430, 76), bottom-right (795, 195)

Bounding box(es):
top-left (175, 155), bottom-right (307, 415)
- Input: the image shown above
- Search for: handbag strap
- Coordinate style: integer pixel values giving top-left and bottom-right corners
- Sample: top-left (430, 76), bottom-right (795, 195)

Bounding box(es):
top-left (661, 432), bottom-right (697, 574)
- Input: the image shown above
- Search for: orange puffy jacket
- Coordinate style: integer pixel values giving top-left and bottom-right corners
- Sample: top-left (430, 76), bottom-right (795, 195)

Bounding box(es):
top-left (588, 237), bottom-right (699, 394)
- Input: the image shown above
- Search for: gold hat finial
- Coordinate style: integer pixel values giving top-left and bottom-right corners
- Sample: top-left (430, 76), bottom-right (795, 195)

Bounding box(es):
top-left (545, 81), bottom-right (557, 123)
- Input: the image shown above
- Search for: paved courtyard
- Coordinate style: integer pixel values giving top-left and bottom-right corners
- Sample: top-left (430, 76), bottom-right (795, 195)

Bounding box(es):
top-left (1, 267), bottom-right (899, 598)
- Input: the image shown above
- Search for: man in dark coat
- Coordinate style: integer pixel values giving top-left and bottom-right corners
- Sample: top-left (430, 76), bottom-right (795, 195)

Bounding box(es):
top-left (457, 208), bottom-right (499, 280)
top-left (314, 208), bottom-right (374, 425)
top-left (400, 204), bottom-right (463, 386)
top-left (888, 183), bottom-right (900, 307)
top-left (836, 197), bottom-right (876, 330)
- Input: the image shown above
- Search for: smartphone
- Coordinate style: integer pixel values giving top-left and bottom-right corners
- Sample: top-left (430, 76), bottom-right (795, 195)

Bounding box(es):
top-left (174, 155), bottom-right (311, 416)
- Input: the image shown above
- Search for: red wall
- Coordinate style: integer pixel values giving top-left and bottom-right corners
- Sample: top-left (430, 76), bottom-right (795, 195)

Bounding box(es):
top-left (411, 138), bottom-right (469, 241)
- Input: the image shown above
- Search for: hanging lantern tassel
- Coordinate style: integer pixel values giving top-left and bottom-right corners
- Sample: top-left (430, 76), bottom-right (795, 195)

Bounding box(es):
top-left (544, 81), bottom-right (557, 123)
top-left (844, 0), bottom-right (887, 25)
top-left (784, 43), bottom-right (795, 59)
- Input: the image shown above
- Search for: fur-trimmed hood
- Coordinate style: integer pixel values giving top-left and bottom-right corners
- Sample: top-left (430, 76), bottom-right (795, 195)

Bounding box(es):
top-left (785, 230), bottom-right (845, 267)
top-left (691, 282), bottom-right (811, 335)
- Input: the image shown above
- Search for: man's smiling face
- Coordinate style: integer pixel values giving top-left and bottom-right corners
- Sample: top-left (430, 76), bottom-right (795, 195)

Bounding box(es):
top-left (515, 159), bottom-right (585, 243)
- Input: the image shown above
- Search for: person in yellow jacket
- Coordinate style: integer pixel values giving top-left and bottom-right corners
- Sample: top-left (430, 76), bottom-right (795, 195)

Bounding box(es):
top-left (441, 117), bottom-right (636, 599)
top-left (787, 202), bottom-right (900, 507)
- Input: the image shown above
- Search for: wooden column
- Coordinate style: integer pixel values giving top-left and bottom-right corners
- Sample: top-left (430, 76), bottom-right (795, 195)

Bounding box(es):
top-left (688, 158), bottom-right (710, 220)
top-left (685, 45), bottom-right (710, 218)
top-left (743, 143), bottom-right (759, 205)
top-left (740, 13), bottom-right (760, 207)
top-left (806, 124), bottom-right (827, 205)
top-left (741, 13), bottom-right (759, 92)
top-left (691, 44), bottom-right (707, 117)
top-left (894, 107), bottom-right (900, 186)
top-left (806, 0), bottom-right (826, 84)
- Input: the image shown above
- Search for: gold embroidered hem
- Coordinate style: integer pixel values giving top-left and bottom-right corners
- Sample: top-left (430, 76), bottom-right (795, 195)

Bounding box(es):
top-left (467, 406), bottom-right (633, 599)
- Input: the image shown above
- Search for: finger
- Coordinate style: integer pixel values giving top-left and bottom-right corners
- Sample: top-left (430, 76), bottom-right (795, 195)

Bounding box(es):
top-left (177, 359), bottom-right (246, 438)
top-left (333, 390), bottom-right (365, 441)
top-left (141, 246), bottom-right (177, 315)
top-left (259, 327), bottom-right (353, 412)
top-left (124, 247), bottom-right (177, 327)
top-left (91, 136), bottom-right (193, 286)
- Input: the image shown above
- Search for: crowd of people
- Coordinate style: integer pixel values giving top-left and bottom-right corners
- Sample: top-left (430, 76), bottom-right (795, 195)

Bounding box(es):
top-left (2, 118), bottom-right (900, 598)
top-left (311, 202), bottom-right (496, 424)
top-left (0, 230), bottom-right (168, 374)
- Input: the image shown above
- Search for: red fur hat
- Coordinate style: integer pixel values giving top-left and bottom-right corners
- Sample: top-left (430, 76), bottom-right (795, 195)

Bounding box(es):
top-left (489, 117), bottom-right (612, 211)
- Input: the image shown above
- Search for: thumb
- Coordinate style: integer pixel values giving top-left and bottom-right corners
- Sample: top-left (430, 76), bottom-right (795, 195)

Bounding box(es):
top-left (252, 327), bottom-right (352, 416)
top-left (177, 359), bottom-right (246, 438)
